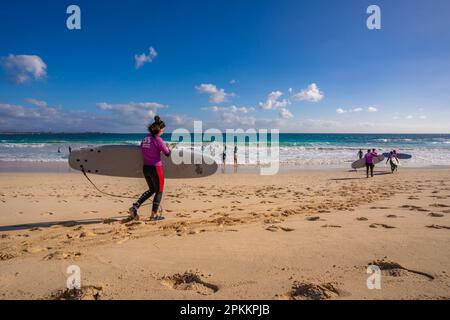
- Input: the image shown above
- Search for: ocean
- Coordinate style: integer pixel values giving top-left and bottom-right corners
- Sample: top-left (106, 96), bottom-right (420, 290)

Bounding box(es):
top-left (1, 133), bottom-right (450, 168)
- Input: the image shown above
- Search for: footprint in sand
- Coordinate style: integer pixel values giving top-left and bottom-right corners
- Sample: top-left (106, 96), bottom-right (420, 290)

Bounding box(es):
top-left (44, 251), bottom-right (82, 260)
top-left (306, 216), bottom-right (321, 221)
top-left (49, 285), bottom-right (102, 300)
top-left (386, 215), bottom-right (398, 218)
top-left (160, 272), bottom-right (218, 296)
top-left (265, 225), bottom-right (279, 232)
top-left (369, 223), bottom-right (396, 229)
top-left (187, 229), bottom-right (207, 235)
top-left (66, 231), bottom-right (96, 239)
top-left (24, 246), bottom-right (47, 254)
top-left (176, 213), bottom-right (191, 218)
top-left (321, 224), bottom-right (342, 228)
top-left (428, 213), bottom-right (444, 218)
top-left (426, 224), bottom-right (450, 230)
top-left (0, 251), bottom-right (18, 261)
top-left (356, 217), bottom-right (368, 221)
top-left (430, 203), bottom-right (450, 208)
top-left (400, 205), bottom-right (429, 212)
top-left (265, 225), bottom-right (295, 232)
top-left (264, 218), bottom-right (283, 224)
top-left (277, 281), bottom-right (342, 300)
top-left (369, 259), bottom-right (434, 280)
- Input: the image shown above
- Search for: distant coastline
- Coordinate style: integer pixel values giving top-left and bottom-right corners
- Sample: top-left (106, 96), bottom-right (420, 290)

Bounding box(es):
top-left (1, 132), bottom-right (450, 135)
top-left (0, 132), bottom-right (104, 135)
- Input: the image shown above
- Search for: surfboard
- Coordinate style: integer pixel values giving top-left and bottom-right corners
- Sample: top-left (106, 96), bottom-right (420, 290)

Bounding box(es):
top-left (68, 145), bottom-right (218, 179)
top-left (351, 154), bottom-right (385, 169)
top-left (389, 157), bottom-right (401, 167)
top-left (382, 153), bottom-right (412, 160)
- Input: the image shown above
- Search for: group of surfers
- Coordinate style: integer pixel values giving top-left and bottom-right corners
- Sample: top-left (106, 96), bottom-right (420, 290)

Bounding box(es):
top-left (357, 149), bottom-right (400, 178)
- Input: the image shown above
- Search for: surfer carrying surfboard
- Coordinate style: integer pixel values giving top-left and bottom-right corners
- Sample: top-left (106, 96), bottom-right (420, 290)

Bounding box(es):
top-left (386, 150), bottom-right (399, 173)
top-left (128, 116), bottom-right (171, 221)
top-left (364, 149), bottom-right (378, 178)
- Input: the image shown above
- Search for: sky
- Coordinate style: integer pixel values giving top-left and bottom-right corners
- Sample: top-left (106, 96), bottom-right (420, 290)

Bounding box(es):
top-left (0, 0), bottom-right (450, 133)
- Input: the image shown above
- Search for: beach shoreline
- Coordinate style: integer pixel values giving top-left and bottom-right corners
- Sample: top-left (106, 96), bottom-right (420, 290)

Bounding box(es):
top-left (2, 159), bottom-right (450, 175)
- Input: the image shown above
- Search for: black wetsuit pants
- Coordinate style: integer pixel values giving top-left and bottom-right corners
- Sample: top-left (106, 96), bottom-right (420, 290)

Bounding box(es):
top-left (366, 163), bottom-right (374, 177)
top-left (134, 165), bottom-right (164, 212)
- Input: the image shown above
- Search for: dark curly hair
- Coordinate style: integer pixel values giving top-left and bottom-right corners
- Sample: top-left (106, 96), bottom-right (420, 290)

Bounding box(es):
top-left (148, 116), bottom-right (166, 136)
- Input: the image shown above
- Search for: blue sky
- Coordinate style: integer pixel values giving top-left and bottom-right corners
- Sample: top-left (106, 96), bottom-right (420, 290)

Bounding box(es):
top-left (1, 0), bottom-right (449, 133)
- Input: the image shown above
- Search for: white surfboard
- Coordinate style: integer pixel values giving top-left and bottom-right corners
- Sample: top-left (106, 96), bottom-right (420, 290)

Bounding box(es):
top-left (68, 145), bottom-right (218, 179)
top-left (351, 154), bottom-right (385, 169)
top-left (390, 157), bottom-right (401, 167)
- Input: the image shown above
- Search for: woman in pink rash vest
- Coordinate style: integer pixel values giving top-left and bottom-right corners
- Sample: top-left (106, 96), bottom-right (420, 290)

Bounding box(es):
top-left (128, 116), bottom-right (171, 221)
top-left (364, 149), bottom-right (378, 178)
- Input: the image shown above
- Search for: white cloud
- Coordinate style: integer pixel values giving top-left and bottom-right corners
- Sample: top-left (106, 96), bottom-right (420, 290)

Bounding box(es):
top-left (0, 100), bottom-right (58, 120)
top-left (337, 106), bottom-right (378, 114)
top-left (1, 54), bottom-right (47, 84)
top-left (164, 114), bottom-right (196, 126)
top-left (229, 79), bottom-right (236, 84)
top-left (291, 83), bottom-right (324, 102)
top-left (222, 113), bottom-right (256, 126)
top-left (0, 103), bottom-right (40, 119)
top-left (134, 47), bottom-right (157, 69)
top-left (406, 115), bottom-right (413, 119)
top-left (202, 105), bottom-right (256, 126)
top-left (259, 91), bottom-right (289, 110)
top-left (26, 98), bottom-right (48, 108)
top-left (202, 105), bottom-right (255, 113)
top-left (95, 101), bottom-right (166, 120)
top-left (280, 108), bottom-right (293, 119)
top-left (300, 119), bottom-right (341, 129)
top-left (25, 98), bottom-right (58, 116)
top-left (419, 115), bottom-right (427, 119)
top-left (196, 83), bottom-right (233, 104)
top-left (258, 84), bottom-right (323, 119)
top-left (0, 99), bottom-right (175, 132)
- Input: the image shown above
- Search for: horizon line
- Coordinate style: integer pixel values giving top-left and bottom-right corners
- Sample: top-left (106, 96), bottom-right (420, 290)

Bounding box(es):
top-left (1, 131), bottom-right (449, 135)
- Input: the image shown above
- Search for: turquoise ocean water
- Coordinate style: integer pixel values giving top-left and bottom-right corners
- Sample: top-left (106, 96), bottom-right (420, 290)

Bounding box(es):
top-left (1, 133), bottom-right (449, 168)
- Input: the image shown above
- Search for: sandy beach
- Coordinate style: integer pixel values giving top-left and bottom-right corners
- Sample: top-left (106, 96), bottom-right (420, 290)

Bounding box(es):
top-left (0, 166), bottom-right (449, 300)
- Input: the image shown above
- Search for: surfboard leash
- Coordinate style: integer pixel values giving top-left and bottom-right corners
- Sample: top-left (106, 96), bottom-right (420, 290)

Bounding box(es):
top-left (79, 165), bottom-right (164, 217)
top-left (80, 165), bottom-right (136, 199)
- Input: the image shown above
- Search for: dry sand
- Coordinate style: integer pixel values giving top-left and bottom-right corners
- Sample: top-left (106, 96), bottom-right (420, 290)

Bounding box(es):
top-left (0, 167), bottom-right (449, 300)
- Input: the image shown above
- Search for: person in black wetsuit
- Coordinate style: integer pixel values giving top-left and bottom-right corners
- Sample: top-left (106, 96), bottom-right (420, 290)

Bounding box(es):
top-left (358, 149), bottom-right (363, 159)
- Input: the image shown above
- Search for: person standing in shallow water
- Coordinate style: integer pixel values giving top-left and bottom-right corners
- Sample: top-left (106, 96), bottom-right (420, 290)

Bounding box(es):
top-left (233, 145), bottom-right (238, 173)
top-left (129, 116), bottom-right (171, 221)
top-left (358, 149), bottom-right (363, 159)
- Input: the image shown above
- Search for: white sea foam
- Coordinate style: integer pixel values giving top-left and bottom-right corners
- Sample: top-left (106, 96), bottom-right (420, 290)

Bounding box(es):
top-left (1, 139), bottom-right (450, 168)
